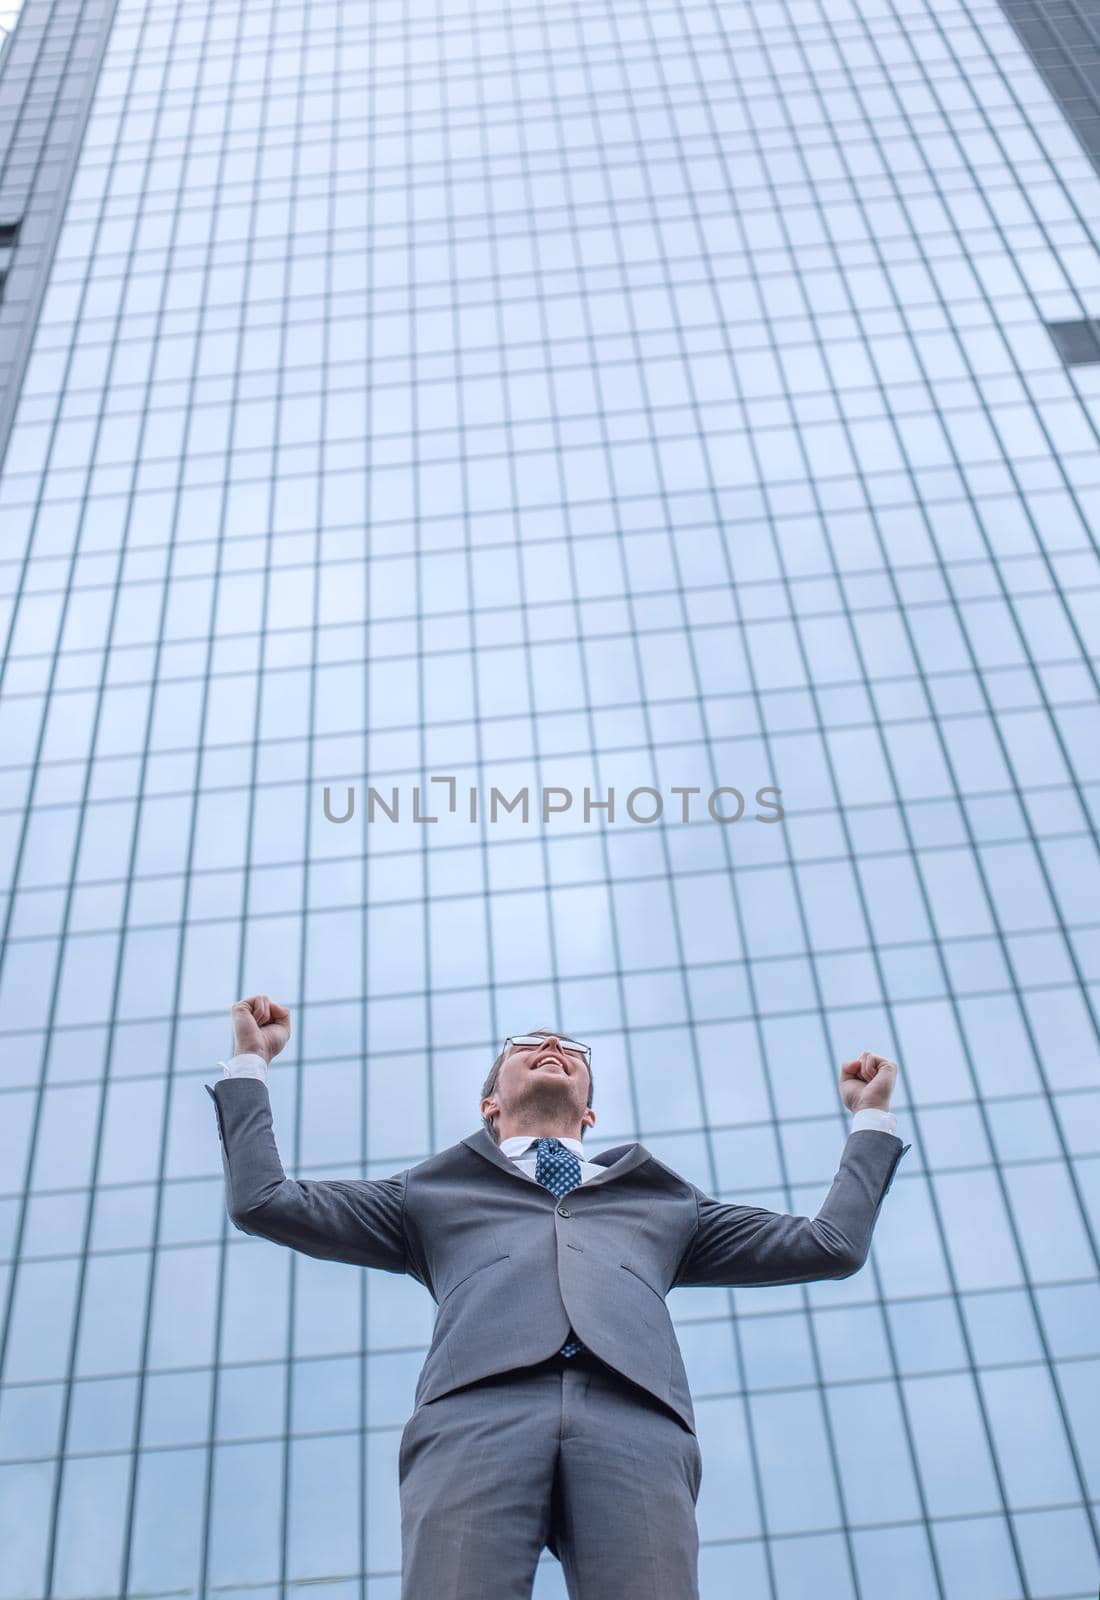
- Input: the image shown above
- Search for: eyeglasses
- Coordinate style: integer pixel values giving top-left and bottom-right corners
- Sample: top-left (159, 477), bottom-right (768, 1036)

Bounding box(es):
top-left (503, 1034), bottom-right (592, 1066)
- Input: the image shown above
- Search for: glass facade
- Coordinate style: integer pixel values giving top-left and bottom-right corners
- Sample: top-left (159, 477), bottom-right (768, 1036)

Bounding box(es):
top-left (1, 0), bottom-right (1098, 1595)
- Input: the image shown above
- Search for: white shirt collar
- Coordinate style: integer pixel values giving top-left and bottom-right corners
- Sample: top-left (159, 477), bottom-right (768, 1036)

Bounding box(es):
top-left (499, 1133), bottom-right (587, 1160)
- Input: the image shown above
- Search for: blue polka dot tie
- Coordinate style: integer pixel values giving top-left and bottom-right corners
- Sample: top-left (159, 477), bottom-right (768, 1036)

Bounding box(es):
top-left (533, 1137), bottom-right (584, 1358)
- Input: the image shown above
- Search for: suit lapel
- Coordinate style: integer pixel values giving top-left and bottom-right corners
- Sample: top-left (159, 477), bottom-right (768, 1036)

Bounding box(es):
top-left (462, 1128), bottom-right (650, 1189)
top-left (579, 1142), bottom-right (651, 1187)
top-left (462, 1129), bottom-right (544, 1187)
top-left (591, 1144), bottom-right (634, 1167)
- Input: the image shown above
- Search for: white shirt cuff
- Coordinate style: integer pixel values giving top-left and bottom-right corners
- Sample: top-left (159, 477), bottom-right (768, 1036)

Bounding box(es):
top-left (217, 1053), bottom-right (269, 1083)
top-left (851, 1106), bottom-right (897, 1136)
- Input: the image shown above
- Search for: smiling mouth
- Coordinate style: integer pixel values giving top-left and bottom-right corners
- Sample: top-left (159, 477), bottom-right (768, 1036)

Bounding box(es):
top-left (532, 1055), bottom-right (568, 1072)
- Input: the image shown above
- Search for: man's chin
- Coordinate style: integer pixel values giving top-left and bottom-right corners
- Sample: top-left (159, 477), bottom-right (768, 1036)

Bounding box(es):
top-left (515, 1081), bottom-right (580, 1123)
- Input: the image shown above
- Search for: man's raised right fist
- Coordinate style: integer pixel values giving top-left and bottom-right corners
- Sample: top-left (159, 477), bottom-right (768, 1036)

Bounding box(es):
top-left (231, 995), bottom-right (291, 1064)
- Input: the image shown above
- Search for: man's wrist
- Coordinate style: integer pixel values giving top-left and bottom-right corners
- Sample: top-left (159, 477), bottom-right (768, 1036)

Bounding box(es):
top-left (851, 1105), bottom-right (897, 1135)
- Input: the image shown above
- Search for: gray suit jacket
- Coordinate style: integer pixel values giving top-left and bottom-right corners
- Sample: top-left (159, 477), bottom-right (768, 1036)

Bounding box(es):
top-left (206, 1076), bottom-right (910, 1434)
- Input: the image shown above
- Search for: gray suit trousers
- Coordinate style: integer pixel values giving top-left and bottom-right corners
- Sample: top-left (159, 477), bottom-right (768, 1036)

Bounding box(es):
top-left (398, 1352), bottom-right (703, 1599)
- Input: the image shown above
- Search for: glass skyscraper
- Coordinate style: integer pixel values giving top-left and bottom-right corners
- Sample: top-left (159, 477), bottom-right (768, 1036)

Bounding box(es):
top-left (1, 0), bottom-right (1098, 1595)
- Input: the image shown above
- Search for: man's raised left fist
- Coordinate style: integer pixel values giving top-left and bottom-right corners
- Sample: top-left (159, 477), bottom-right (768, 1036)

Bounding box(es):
top-left (231, 995), bottom-right (292, 1064)
top-left (839, 1051), bottom-right (898, 1114)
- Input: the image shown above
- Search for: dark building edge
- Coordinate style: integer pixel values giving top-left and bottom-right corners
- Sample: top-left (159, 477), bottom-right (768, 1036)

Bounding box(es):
top-left (994, 0), bottom-right (1100, 177)
top-left (0, 0), bottom-right (122, 478)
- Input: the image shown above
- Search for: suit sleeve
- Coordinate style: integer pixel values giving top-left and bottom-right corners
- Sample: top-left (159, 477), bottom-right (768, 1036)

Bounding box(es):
top-left (206, 1074), bottom-right (409, 1273)
top-left (672, 1129), bottom-right (911, 1288)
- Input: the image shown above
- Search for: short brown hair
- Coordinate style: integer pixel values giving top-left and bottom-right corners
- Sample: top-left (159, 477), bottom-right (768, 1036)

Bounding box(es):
top-left (480, 1029), bottom-right (595, 1144)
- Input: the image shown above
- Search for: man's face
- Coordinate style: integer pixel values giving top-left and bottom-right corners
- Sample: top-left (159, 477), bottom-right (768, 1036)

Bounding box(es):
top-left (482, 1034), bottom-right (595, 1137)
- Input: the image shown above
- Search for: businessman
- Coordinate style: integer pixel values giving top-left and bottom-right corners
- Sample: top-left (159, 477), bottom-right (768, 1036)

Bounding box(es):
top-left (206, 995), bottom-right (910, 1599)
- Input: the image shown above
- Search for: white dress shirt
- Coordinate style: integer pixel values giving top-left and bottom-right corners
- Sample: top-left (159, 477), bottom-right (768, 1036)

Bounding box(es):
top-left (213, 1056), bottom-right (899, 1158)
top-left (498, 1132), bottom-right (607, 1184)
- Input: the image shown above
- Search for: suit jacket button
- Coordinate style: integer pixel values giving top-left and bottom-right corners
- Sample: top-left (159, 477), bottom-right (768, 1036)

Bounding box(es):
top-left (557, 1205), bottom-right (571, 1218)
